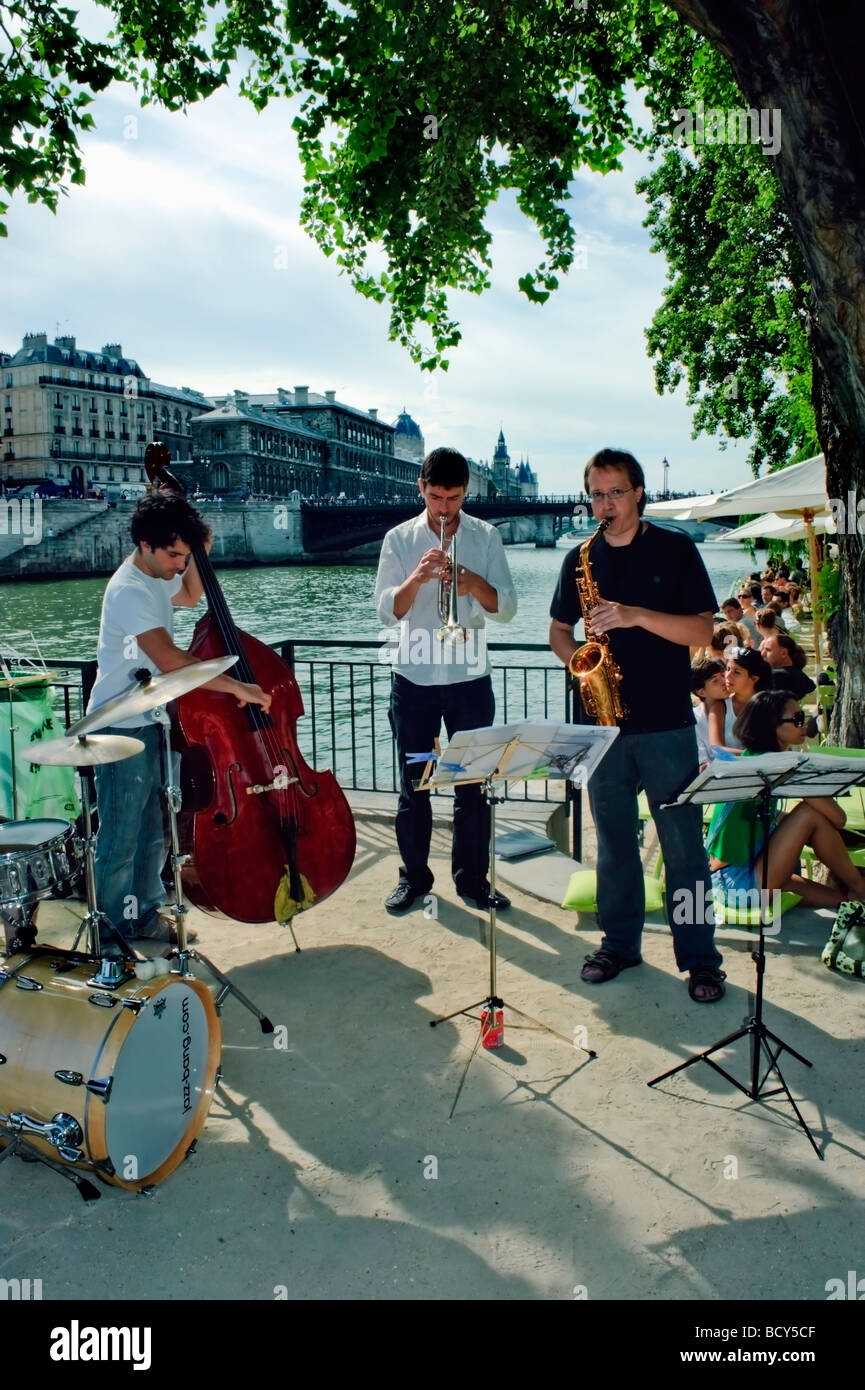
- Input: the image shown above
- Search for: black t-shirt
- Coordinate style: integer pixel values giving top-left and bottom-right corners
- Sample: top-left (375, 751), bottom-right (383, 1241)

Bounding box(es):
top-left (550, 521), bottom-right (717, 734)
top-left (771, 666), bottom-right (816, 698)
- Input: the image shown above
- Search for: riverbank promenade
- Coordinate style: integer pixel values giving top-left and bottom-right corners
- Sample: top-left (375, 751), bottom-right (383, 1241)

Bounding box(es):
top-left (2, 791), bottom-right (862, 1304)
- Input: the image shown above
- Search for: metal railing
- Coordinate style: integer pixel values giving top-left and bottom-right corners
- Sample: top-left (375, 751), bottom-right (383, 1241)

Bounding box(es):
top-left (33, 640), bottom-right (572, 804)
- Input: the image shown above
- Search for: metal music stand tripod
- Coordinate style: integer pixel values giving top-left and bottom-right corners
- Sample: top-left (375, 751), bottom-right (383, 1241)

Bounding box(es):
top-left (648, 751), bottom-right (865, 1158)
top-left (423, 720), bottom-right (616, 1116)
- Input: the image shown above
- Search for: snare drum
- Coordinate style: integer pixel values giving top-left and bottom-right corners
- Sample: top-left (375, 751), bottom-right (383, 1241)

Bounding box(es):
top-left (0, 949), bottom-right (221, 1189)
top-left (0, 820), bottom-right (82, 907)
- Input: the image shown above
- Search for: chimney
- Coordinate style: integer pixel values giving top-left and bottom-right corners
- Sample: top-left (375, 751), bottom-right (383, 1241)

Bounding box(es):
top-left (54, 335), bottom-right (76, 350)
top-left (101, 343), bottom-right (123, 358)
top-left (23, 332), bottom-right (48, 350)
top-left (324, 390), bottom-right (336, 403)
top-left (368, 408), bottom-right (378, 420)
top-left (277, 388), bottom-right (291, 404)
top-left (294, 385), bottom-right (309, 407)
top-left (233, 389), bottom-right (249, 409)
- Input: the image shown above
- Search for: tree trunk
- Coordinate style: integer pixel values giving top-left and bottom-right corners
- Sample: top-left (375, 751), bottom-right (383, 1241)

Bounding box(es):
top-left (667, 0), bottom-right (865, 745)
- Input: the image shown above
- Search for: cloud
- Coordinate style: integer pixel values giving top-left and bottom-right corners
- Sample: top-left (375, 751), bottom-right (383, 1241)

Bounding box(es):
top-left (1, 75), bottom-right (752, 495)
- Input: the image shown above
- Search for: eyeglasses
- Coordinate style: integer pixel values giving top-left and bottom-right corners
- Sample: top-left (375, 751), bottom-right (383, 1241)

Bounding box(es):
top-left (589, 487), bottom-right (633, 502)
top-left (737, 593), bottom-right (751, 600)
top-left (779, 711), bottom-right (807, 728)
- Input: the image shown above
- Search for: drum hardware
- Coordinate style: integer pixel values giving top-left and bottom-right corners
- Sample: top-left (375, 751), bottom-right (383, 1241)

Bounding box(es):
top-left (0, 1131), bottom-right (101, 1202)
top-left (24, 734), bottom-right (144, 979)
top-left (54, 1070), bottom-right (84, 1086)
top-left (14, 975), bottom-right (42, 990)
top-left (149, 703), bottom-right (274, 1036)
top-left (2, 1109), bottom-right (84, 1164)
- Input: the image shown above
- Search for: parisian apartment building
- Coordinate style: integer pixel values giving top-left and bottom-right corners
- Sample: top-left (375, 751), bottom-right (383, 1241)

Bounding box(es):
top-left (1, 331), bottom-right (537, 502)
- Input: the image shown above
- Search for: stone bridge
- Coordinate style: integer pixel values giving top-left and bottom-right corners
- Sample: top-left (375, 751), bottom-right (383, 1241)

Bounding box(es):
top-left (300, 496), bottom-right (585, 558)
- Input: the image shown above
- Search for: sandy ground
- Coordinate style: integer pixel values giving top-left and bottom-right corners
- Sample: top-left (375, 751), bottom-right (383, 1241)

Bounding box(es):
top-left (1, 798), bottom-right (864, 1303)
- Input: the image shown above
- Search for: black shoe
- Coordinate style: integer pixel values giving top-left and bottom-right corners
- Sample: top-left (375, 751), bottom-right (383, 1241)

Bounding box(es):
top-left (458, 884), bottom-right (511, 912)
top-left (384, 882), bottom-right (422, 913)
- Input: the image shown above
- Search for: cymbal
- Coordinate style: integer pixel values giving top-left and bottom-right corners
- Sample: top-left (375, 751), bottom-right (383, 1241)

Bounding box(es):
top-left (24, 734), bottom-right (146, 767)
top-left (69, 655), bottom-right (239, 736)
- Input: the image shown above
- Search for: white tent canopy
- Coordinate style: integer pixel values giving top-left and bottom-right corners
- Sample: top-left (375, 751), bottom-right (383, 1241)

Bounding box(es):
top-left (643, 493), bottom-right (723, 520)
top-left (708, 509), bottom-right (836, 543)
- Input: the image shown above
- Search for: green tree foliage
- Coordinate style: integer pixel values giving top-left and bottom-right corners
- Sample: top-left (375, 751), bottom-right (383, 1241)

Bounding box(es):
top-left (0, 0), bottom-right (817, 451)
top-left (636, 34), bottom-right (819, 474)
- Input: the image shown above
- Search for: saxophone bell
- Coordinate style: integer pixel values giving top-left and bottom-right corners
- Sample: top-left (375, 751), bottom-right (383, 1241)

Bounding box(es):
top-left (568, 519), bottom-right (627, 726)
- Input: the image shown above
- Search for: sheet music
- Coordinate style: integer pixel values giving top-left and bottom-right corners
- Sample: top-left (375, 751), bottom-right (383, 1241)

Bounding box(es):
top-left (425, 720), bottom-right (619, 788)
top-left (668, 751), bottom-right (865, 806)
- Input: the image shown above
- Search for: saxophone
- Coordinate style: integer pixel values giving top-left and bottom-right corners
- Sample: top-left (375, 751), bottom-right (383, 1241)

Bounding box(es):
top-left (568, 520), bottom-right (627, 725)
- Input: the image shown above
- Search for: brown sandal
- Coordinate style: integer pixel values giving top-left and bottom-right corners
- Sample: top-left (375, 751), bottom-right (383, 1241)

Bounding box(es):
top-left (688, 967), bottom-right (727, 1003)
top-left (581, 948), bottom-right (642, 983)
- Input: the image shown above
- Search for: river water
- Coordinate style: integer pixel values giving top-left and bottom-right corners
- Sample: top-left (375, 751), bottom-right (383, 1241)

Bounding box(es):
top-left (2, 537), bottom-right (757, 791)
top-left (3, 536), bottom-right (755, 662)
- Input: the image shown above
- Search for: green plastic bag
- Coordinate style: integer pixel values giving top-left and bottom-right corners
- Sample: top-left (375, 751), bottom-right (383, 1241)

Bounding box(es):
top-left (0, 682), bottom-right (80, 822)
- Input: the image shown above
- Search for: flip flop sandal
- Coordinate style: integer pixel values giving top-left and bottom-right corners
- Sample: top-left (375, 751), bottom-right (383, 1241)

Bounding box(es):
top-left (581, 948), bottom-right (643, 983)
top-left (688, 967), bottom-right (727, 1003)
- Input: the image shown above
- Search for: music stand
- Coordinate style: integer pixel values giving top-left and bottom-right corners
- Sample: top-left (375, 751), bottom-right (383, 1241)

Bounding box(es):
top-left (424, 719), bottom-right (617, 1116)
top-left (648, 751), bottom-right (865, 1158)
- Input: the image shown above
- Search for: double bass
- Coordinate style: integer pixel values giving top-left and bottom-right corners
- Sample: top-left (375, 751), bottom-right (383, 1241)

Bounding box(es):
top-left (145, 443), bottom-right (356, 924)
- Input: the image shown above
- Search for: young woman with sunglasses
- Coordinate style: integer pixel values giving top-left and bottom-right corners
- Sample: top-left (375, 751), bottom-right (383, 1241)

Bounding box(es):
top-left (707, 690), bottom-right (865, 909)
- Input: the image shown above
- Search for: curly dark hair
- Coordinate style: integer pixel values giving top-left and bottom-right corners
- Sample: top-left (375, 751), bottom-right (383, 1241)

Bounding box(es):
top-left (130, 494), bottom-right (209, 551)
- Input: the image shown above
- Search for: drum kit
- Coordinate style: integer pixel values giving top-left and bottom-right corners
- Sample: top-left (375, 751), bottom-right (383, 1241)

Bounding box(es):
top-left (0, 659), bottom-right (272, 1201)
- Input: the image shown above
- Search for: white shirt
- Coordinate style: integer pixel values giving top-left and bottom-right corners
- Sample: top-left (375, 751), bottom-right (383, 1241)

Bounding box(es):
top-left (779, 608), bottom-right (802, 633)
top-left (374, 509), bottom-right (517, 685)
top-left (694, 697), bottom-right (741, 765)
top-left (88, 559), bottom-right (183, 727)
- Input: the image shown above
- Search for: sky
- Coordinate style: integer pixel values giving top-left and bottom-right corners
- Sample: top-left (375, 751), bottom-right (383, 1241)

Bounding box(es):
top-left (1, 33), bottom-right (755, 498)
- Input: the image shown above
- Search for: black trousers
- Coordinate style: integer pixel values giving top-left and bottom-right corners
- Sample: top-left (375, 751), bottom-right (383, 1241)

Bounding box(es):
top-left (388, 672), bottom-right (495, 894)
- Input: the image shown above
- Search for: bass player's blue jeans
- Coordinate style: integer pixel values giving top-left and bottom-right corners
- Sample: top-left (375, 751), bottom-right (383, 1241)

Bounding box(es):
top-left (93, 723), bottom-right (168, 947)
top-left (588, 725), bottom-right (722, 972)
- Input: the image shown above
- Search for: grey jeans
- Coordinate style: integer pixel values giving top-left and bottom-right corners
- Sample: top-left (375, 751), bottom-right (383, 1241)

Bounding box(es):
top-left (588, 725), bottom-right (722, 972)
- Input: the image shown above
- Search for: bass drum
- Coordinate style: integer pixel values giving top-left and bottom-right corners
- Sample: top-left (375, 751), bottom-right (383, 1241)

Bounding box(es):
top-left (0, 949), bottom-right (221, 1190)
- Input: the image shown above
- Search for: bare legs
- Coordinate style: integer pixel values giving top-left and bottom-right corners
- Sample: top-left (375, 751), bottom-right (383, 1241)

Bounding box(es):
top-left (754, 803), bottom-right (865, 909)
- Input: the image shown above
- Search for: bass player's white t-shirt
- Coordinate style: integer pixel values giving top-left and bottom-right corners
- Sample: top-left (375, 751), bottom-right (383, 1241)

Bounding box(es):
top-left (87, 558), bottom-right (183, 728)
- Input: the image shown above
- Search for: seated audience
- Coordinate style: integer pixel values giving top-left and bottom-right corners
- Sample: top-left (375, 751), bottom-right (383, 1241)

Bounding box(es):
top-left (707, 690), bottom-right (865, 910)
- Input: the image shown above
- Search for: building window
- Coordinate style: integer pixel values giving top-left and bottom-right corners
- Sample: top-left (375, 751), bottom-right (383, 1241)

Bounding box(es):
top-left (105, 400), bottom-right (113, 414)
top-left (54, 393), bottom-right (62, 408)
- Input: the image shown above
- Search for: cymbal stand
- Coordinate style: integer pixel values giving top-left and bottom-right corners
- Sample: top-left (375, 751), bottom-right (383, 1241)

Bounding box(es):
top-left (70, 758), bottom-right (138, 987)
top-left (153, 710), bottom-right (273, 1035)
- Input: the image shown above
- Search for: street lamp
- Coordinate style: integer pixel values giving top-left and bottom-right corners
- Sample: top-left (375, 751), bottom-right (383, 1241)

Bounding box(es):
top-left (662, 456), bottom-right (670, 499)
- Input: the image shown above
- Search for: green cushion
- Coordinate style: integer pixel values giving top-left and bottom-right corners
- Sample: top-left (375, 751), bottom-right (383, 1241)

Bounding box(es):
top-left (711, 889), bottom-right (801, 926)
top-left (562, 869), bottom-right (665, 913)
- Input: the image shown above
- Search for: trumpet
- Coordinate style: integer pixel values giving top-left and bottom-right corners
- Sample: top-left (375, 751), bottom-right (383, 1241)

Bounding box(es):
top-left (436, 515), bottom-right (467, 644)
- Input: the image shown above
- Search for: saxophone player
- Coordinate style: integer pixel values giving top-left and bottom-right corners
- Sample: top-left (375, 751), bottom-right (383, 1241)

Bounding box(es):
top-left (549, 449), bottom-right (726, 1003)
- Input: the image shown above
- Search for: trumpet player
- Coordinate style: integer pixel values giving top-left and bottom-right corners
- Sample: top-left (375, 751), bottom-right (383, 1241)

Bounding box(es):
top-left (374, 447), bottom-right (516, 914)
top-left (549, 449), bottom-right (726, 1003)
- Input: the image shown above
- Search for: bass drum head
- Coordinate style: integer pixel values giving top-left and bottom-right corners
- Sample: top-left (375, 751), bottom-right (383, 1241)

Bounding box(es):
top-left (93, 973), bottom-right (221, 1190)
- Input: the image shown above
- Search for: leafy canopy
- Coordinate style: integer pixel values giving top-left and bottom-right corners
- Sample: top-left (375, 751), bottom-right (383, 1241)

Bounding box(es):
top-left (0, 0), bottom-right (814, 470)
